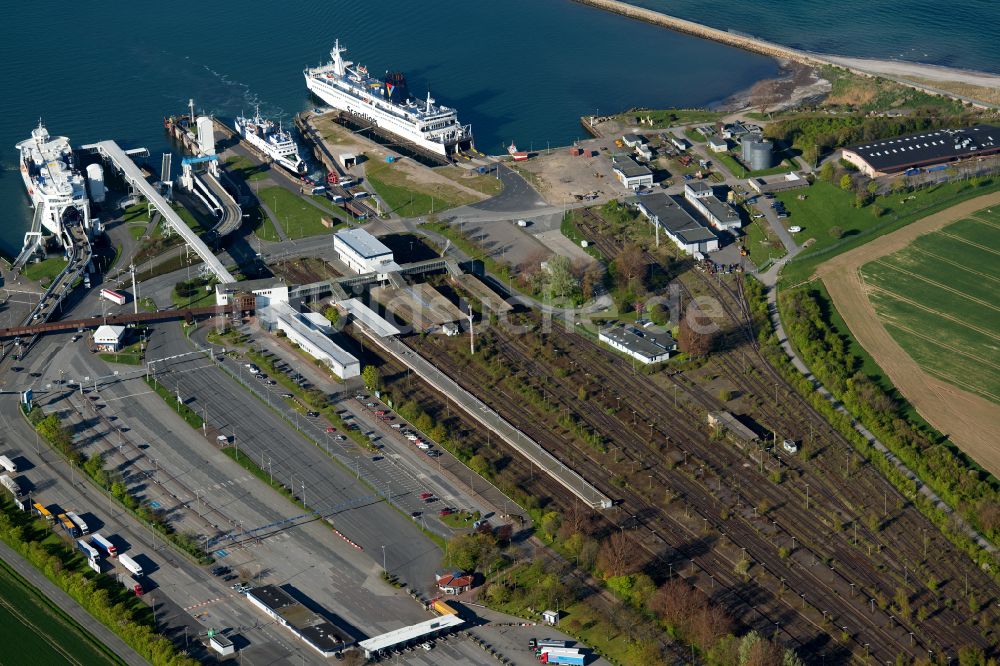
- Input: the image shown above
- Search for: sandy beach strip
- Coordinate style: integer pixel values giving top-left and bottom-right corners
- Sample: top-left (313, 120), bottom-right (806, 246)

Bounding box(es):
top-left (572, 0), bottom-right (999, 107)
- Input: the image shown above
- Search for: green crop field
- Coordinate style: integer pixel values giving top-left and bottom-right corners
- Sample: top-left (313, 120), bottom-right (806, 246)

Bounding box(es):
top-left (860, 209), bottom-right (1000, 404)
top-left (0, 559), bottom-right (123, 666)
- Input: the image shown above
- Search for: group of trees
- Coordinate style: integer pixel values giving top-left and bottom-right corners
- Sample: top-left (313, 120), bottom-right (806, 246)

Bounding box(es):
top-left (778, 287), bottom-right (1000, 543)
top-left (0, 499), bottom-right (198, 665)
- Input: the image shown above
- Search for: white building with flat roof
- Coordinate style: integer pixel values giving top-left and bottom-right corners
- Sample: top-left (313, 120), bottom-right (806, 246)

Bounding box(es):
top-left (261, 302), bottom-right (360, 378)
top-left (215, 278), bottom-right (289, 307)
top-left (611, 155), bottom-right (653, 190)
top-left (334, 228), bottom-right (399, 275)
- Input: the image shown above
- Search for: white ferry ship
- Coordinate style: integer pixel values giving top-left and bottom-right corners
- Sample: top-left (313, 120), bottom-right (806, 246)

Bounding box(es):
top-left (15, 122), bottom-right (92, 237)
top-left (234, 108), bottom-right (307, 174)
top-left (304, 41), bottom-right (473, 159)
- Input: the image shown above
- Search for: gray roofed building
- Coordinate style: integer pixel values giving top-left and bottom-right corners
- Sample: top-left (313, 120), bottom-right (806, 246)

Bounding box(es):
top-left (599, 324), bottom-right (677, 364)
top-left (244, 585), bottom-right (349, 657)
top-left (841, 125), bottom-right (1000, 177)
top-left (622, 133), bottom-right (647, 148)
top-left (636, 193), bottom-right (719, 254)
top-left (611, 155), bottom-right (654, 190)
top-left (684, 183), bottom-right (741, 234)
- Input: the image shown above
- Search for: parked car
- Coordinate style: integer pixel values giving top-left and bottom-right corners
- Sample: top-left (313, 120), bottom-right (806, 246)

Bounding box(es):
top-left (788, 225), bottom-right (802, 233)
top-left (281, 393), bottom-right (294, 398)
top-left (335, 435), bottom-right (347, 441)
top-left (391, 423), bottom-right (402, 429)
top-left (307, 411), bottom-right (320, 418)
top-left (439, 508), bottom-right (453, 517)
top-left (419, 492), bottom-right (433, 500)
top-left (325, 427), bottom-right (336, 433)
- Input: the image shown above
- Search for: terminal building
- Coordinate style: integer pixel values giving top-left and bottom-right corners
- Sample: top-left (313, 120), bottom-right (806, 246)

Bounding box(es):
top-left (334, 228), bottom-right (400, 276)
top-left (684, 182), bottom-right (741, 234)
top-left (841, 125), bottom-right (1000, 177)
top-left (244, 585), bottom-right (349, 657)
top-left (215, 277), bottom-right (289, 307)
top-left (599, 323), bottom-right (677, 364)
top-left (260, 301), bottom-right (360, 378)
top-left (636, 193), bottom-right (718, 255)
top-left (611, 155), bottom-right (654, 190)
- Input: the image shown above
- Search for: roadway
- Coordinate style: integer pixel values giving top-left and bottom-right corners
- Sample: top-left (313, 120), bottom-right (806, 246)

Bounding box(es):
top-left (144, 322), bottom-right (448, 593)
top-left (197, 171), bottom-right (242, 237)
top-left (1, 329), bottom-right (441, 662)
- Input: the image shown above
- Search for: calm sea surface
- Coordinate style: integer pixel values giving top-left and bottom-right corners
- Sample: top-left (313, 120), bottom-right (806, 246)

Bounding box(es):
top-left (1, 1), bottom-right (993, 257)
top-left (625, 0), bottom-right (1000, 75)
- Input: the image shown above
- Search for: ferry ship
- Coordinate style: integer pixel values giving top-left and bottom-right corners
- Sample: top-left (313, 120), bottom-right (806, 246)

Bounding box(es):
top-left (234, 108), bottom-right (307, 174)
top-left (15, 122), bottom-right (91, 237)
top-left (304, 41), bottom-right (473, 159)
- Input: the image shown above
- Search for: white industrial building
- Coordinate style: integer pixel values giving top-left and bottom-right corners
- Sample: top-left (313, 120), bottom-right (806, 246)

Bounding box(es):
top-left (334, 228), bottom-right (400, 275)
top-left (611, 155), bottom-right (653, 190)
top-left (260, 301), bottom-right (360, 378)
top-left (93, 325), bottom-right (126, 352)
top-left (215, 278), bottom-right (289, 307)
top-left (684, 182), bottom-right (741, 234)
top-left (599, 324), bottom-right (677, 364)
top-left (708, 135), bottom-right (728, 153)
top-left (636, 193), bottom-right (719, 255)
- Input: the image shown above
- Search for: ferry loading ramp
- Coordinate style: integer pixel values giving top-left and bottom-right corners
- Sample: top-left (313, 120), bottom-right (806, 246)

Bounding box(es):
top-left (83, 140), bottom-right (235, 283)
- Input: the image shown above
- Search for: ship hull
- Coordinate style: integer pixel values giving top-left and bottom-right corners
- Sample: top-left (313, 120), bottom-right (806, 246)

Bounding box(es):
top-left (306, 77), bottom-right (471, 158)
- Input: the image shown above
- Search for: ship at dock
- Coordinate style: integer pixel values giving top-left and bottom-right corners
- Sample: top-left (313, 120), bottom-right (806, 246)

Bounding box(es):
top-left (234, 108), bottom-right (307, 175)
top-left (15, 122), bottom-right (93, 242)
top-left (304, 40), bottom-right (473, 160)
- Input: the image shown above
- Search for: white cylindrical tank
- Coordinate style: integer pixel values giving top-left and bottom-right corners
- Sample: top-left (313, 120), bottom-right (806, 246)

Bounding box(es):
top-left (86, 163), bottom-right (106, 203)
top-left (197, 116), bottom-right (216, 156)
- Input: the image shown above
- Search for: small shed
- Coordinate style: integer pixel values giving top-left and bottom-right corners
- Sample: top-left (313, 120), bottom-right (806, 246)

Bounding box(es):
top-left (209, 634), bottom-right (235, 656)
top-left (435, 570), bottom-right (473, 595)
top-left (542, 610), bottom-right (560, 626)
top-left (93, 325), bottom-right (126, 352)
top-left (339, 153), bottom-right (358, 168)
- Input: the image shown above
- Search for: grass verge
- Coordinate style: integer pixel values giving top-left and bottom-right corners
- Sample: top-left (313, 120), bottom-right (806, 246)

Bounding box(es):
top-left (22, 257), bottom-right (67, 284)
top-left (144, 376), bottom-right (204, 429)
top-left (259, 186), bottom-right (333, 238)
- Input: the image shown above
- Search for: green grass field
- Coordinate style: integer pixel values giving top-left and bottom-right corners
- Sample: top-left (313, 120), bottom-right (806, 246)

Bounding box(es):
top-left (743, 218), bottom-right (786, 266)
top-left (259, 186), bottom-right (333, 238)
top-left (860, 210), bottom-right (1000, 404)
top-left (22, 257), bottom-right (67, 284)
top-left (365, 162), bottom-right (478, 217)
top-left (778, 177), bottom-right (1000, 286)
top-left (715, 152), bottom-right (795, 177)
top-left (0, 559), bottom-right (123, 666)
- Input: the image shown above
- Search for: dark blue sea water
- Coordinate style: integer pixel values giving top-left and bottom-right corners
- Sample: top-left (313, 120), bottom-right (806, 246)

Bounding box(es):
top-left (625, 0), bottom-right (1000, 75)
top-left (0, 1), bottom-right (993, 257)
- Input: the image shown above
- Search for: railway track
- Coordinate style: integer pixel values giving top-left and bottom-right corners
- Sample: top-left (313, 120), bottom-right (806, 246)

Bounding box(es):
top-left (678, 267), bottom-right (998, 613)
top-left (446, 211), bottom-right (996, 659)
top-left (407, 326), bottom-right (954, 663)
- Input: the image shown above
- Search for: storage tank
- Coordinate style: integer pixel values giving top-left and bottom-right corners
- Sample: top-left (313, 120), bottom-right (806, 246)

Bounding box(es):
top-left (86, 163), bottom-right (106, 203)
top-left (741, 133), bottom-right (763, 162)
top-left (747, 141), bottom-right (774, 171)
top-left (196, 116), bottom-right (216, 156)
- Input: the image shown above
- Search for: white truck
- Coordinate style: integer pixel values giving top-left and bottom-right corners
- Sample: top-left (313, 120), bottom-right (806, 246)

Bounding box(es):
top-left (0, 474), bottom-right (21, 497)
top-left (0, 455), bottom-right (16, 473)
top-left (65, 511), bottom-right (90, 535)
top-left (119, 553), bottom-right (143, 577)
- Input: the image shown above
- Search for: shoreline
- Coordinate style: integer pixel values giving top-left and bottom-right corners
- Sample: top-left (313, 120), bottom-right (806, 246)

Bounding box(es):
top-left (571, 0), bottom-right (1000, 109)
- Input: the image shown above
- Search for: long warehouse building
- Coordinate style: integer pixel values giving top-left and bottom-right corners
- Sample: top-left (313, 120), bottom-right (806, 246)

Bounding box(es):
top-left (841, 124), bottom-right (1000, 177)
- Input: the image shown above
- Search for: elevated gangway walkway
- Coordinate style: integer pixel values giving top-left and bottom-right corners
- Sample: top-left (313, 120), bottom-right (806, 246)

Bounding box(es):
top-left (11, 205), bottom-right (46, 273)
top-left (83, 140), bottom-right (234, 283)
